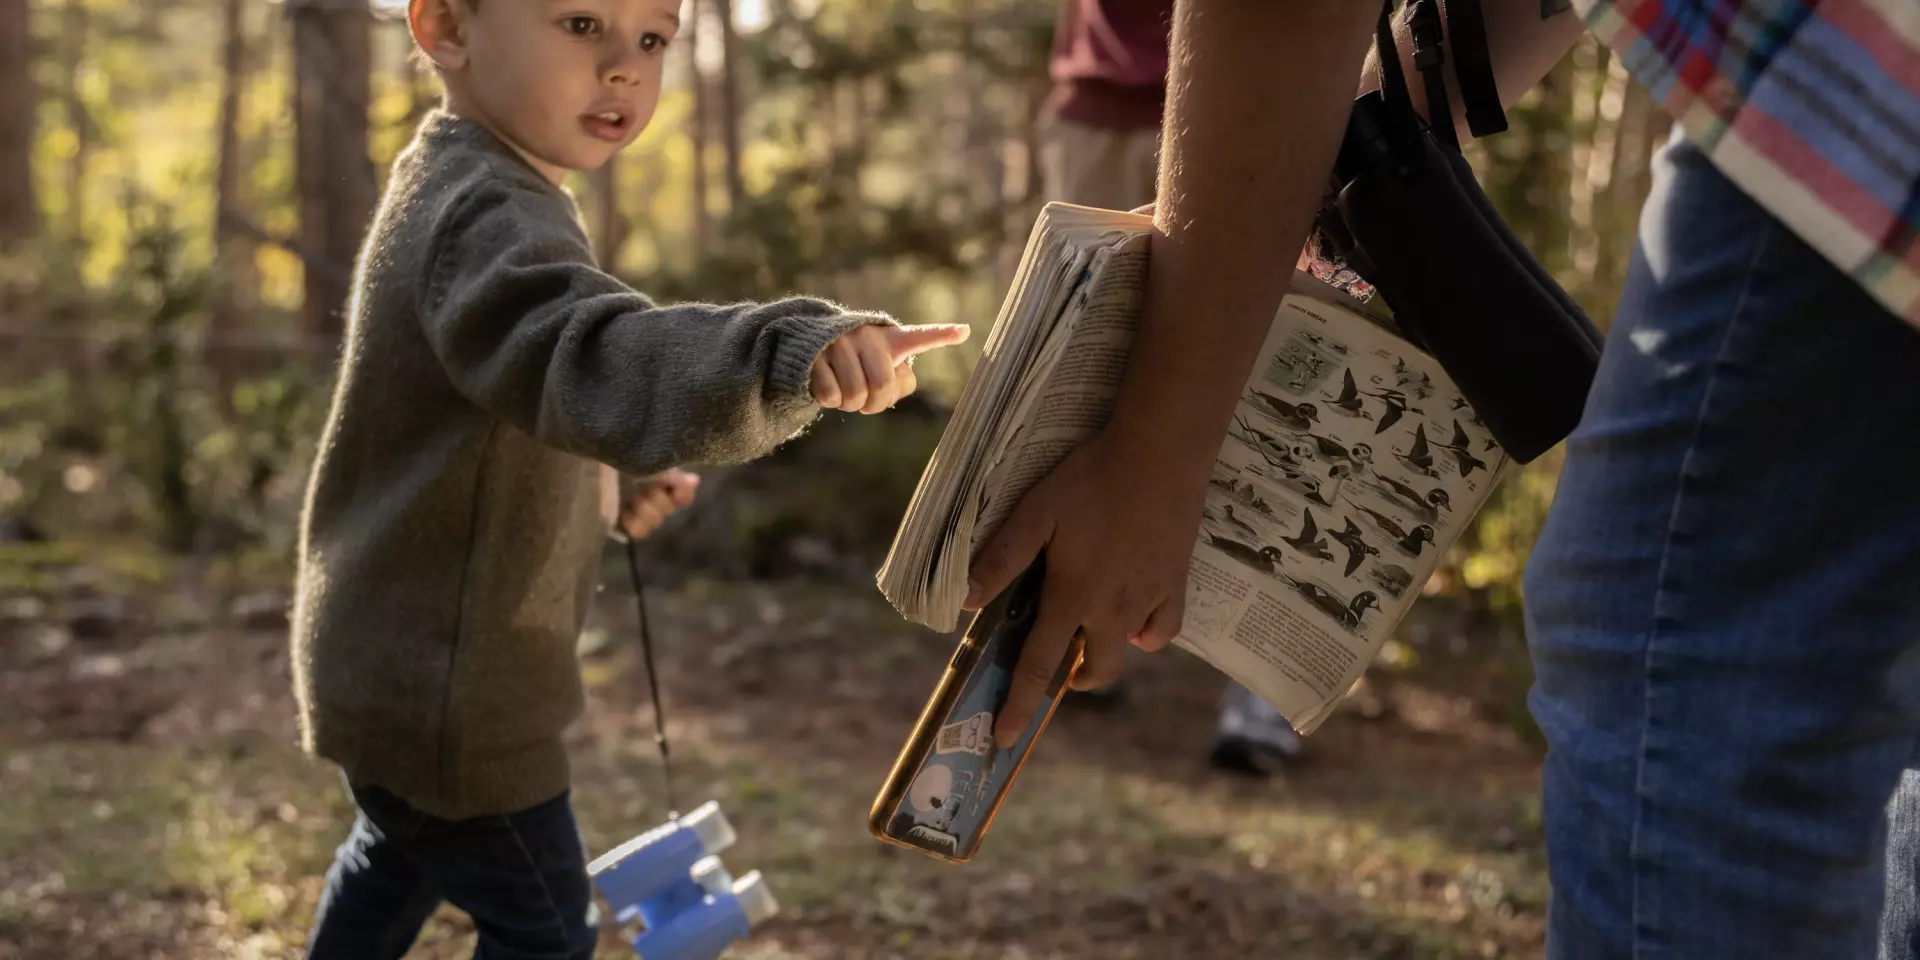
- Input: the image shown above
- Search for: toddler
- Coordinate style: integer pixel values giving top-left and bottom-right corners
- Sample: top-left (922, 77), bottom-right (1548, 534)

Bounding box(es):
top-left (291, 0), bottom-right (966, 955)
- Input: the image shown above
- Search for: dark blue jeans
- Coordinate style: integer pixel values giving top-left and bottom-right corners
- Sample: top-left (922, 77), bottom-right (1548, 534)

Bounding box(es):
top-left (306, 782), bottom-right (599, 960)
top-left (1523, 125), bottom-right (1920, 958)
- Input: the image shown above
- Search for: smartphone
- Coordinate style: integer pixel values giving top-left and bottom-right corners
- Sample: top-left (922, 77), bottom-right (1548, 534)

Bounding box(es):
top-left (866, 556), bottom-right (1083, 863)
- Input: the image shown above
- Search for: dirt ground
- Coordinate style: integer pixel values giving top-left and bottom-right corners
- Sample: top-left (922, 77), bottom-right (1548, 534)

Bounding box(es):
top-left (0, 554), bottom-right (1547, 959)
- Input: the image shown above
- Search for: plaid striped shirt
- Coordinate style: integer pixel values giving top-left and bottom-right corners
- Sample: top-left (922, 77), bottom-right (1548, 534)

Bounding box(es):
top-left (1575, 0), bottom-right (1920, 329)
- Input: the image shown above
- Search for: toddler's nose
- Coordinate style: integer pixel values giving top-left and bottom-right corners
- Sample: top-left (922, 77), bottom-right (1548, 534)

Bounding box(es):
top-left (601, 45), bottom-right (646, 85)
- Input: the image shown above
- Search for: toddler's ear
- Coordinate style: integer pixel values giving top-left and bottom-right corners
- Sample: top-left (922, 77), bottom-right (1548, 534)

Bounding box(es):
top-left (408, 0), bottom-right (471, 71)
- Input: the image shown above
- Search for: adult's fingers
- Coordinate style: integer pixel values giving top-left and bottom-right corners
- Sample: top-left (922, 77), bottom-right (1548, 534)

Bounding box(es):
top-left (994, 585), bottom-right (1081, 748)
top-left (965, 484), bottom-right (1056, 611)
top-left (1133, 590), bottom-right (1185, 652)
top-left (1070, 614), bottom-right (1132, 691)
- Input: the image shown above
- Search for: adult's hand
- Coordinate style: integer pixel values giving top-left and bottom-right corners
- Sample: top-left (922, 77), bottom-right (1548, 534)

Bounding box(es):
top-left (966, 424), bottom-right (1208, 746)
top-left (969, 0), bottom-right (1383, 748)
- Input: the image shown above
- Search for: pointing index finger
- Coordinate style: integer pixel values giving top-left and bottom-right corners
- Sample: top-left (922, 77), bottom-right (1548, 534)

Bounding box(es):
top-left (884, 323), bottom-right (971, 363)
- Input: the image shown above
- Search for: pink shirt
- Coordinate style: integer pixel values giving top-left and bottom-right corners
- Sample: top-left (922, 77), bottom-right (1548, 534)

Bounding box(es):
top-left (1046, 0), bottom-right (1175, 130)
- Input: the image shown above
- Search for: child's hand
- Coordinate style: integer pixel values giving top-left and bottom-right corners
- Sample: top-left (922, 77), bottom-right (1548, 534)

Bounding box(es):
top-left (811, 323), bottom-right (971, 414)
top-left (618, 468), bottom-right (700, 541)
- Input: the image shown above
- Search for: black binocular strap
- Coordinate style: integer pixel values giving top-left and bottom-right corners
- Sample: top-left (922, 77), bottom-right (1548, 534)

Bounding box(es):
top-left (1380, 0), bottom-right (1507, 153)
top-left (1444, 0), bottom-right (1509, 138)
top-left (1404, 0), bottom-right (1460, 152)
top-left (1373, 1), bottom-right (1424, 165)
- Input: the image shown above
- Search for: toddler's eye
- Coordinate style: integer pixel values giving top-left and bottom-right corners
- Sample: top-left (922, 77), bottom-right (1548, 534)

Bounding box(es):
top-left (639, 31), bottom-right (668, 52)
top-left (560, 15), bottom-right (599, 37)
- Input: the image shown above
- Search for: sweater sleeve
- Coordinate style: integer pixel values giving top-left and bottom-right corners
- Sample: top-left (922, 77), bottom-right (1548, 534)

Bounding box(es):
top-left (418, 181), bottom-right (893, 476)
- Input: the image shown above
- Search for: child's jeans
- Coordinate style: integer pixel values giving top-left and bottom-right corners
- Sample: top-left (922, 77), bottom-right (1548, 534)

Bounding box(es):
top-left (1523, 123), bottom-right (1920, 958)
top-left (306, 781), bottom-right (599, 960)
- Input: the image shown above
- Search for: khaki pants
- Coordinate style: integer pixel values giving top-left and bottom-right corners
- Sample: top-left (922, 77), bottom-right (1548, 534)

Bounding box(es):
top-left (1037, 114), bottom-right (1161, 211)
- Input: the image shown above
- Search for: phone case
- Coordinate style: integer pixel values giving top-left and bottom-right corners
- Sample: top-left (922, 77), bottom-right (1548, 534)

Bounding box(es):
top-left (866, 557), bottom-right (1083, 863)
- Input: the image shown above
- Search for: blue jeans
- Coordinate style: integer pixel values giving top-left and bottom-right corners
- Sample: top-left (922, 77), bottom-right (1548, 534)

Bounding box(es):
top-left (1522, 126), bottom-right (1920, 958)
top-left (306, 782), bottom-right (599, 960)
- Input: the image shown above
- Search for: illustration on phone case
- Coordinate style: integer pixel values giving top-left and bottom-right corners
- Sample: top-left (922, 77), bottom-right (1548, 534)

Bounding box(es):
top-left (893, 764), bottom-right (963, 855)
top-left (880, 601), bottom-right (1059, 859)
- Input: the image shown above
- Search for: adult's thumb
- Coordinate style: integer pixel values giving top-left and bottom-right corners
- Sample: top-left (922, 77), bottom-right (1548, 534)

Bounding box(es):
top-left (964, 488), bottom-right (1053, 611)
top-left (884, 323), bottom-right (971, 363)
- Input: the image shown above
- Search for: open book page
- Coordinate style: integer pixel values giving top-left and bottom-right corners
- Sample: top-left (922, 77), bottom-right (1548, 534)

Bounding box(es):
top-left (1170, 293), bottom-right (1509, 734)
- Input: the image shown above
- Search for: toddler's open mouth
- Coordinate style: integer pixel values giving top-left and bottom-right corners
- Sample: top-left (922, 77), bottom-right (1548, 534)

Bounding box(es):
top-left (582, 109), bottom-right (631, 143)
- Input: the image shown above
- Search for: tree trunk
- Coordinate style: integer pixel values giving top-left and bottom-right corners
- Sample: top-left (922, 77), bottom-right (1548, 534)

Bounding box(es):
top-left (713, 0), bottom-right (743, 213)
top-left (1618, 85), bottom-right (1673, 230)
top-left (61, 0), bottom-right (87, 246)
top-left (589, 157), bottom-right (625, 270)
top-left (1587, 79), bottom-right (1671, 323)
top-left (1524, 64), bottom-right (1574, 280)
top-left (1567, 37), bottom-right (1608, 293)
top-left (291, 0), bottom-right (374, 345)
top-left (687, 0), bottom-right (710, 254)
top-left (211, 0), bottom-right (256, 387)
top-left (0, 0), bottom-right (37, 245)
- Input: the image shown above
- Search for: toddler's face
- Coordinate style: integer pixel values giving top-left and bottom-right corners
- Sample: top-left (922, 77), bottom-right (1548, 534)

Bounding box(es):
top-left (452, 0), bottom-right (680, 183)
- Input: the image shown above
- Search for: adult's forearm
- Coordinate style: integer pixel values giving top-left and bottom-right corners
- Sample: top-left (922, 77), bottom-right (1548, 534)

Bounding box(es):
top-left (1361, 0), bottom-right (1586, 137)
top-left (1105, 0), bottom-right (1380, 470)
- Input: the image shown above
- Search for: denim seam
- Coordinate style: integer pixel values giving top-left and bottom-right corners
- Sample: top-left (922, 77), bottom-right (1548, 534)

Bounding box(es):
top-left (502, 812), bottom-right (573, 954)
top-left (1628, 221), bottom-right (1776, 958)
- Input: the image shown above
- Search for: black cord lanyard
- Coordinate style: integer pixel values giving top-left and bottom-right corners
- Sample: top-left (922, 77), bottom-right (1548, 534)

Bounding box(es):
top-left (623, 536), bottom-right (679, 820)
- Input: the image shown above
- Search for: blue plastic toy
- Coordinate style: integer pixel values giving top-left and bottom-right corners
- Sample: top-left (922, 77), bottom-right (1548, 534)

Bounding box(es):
top-left (588, 800), bottom-right (779, 960)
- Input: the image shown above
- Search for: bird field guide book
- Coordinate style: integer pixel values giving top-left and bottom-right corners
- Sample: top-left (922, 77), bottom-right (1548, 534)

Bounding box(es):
top-left (876, 202), bottom-right (1510, 733)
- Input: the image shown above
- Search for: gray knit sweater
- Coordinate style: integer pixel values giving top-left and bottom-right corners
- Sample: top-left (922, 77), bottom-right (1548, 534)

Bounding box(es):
top-left (290, 111), bottom-right (890, 819)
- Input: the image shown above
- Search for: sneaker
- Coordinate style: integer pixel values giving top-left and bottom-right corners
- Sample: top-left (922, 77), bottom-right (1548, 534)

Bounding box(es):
top-left (1208, 682), bottom-right (1305, 776)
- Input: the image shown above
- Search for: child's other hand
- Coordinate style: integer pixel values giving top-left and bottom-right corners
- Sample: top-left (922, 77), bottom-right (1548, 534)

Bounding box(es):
top-left (810, 323), bottom-right (970, 414)
top-left (619, 468), bottom-right (700, 541)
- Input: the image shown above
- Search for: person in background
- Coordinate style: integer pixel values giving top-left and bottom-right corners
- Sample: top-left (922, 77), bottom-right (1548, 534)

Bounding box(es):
top-left (1038, 0), bottom-right (1307, 776)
